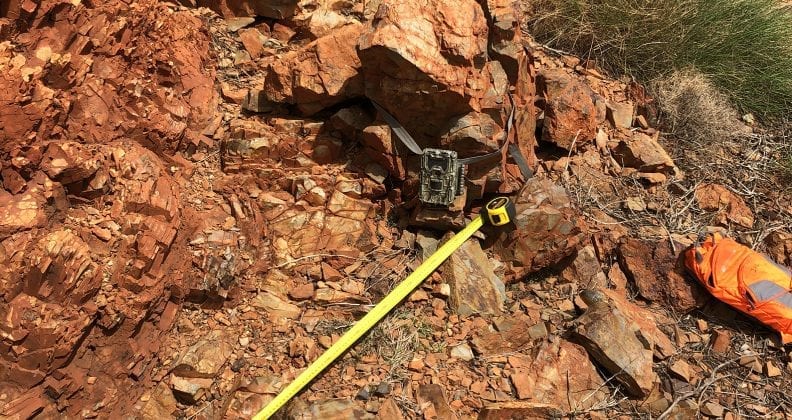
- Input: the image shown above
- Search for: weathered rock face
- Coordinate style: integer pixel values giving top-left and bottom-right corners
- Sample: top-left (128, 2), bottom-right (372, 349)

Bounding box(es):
top-left (0, 1), bottom-right (236, 416)
top-left (481, 0), bottom-right (522, 82)
top-left (496, 178), bottom-right (586, 280)
top-left (694, 183), bottom-right (755, 228)
top-left (0, 2), bottom-right (217, 155)
top-left (358, 0), bottom-right (507, 145)
top-left (573, 290), bottom-right (658, 397)
top-left (245, 0), bottom-right (534, 199)
top-left (509, 338), bottom-right (608, 411)
top-left (441, 239), bottom-right (506, 317)
top-left (537, 68), bottom-right (598, 150)
top-left (617, 238), bottom-right (707, 313)
top-left (0, 143), bottom-right (189, 404)
top-left (190, 0), bottom-right (300, 19)
top-left (261, 23), bottom-right (366, 115)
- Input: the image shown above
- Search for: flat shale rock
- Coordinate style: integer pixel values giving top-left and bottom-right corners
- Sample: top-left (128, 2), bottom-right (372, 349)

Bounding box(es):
top-left (479, 402), bottom-right (564, 420)
top-left (172, 330), bottom-right (233, 378)
top-left (611, 132), bottom-right (676, 174)
top-left (573, 289), bottom-right (658, 398)
top-left (441, 239), bottom-right (505, 317)
top-left (288, 399), bottom-right (374, 420)
top-left (509, 338), bottom-right (608, 411)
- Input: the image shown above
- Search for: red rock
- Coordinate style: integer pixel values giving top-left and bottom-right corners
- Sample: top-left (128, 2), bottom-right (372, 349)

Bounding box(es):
top-left (377, 398), bottom-right (404, 419)
top-left (140, 382), bottom-right (178, 418)
top-left (560, 245), bottom-right (606, 287)
top-left (512, 49), bottom-right (539, 177)
top-left (289, 283), bottom-right (315, 301)
top-left (495, 178), bottom-right (586, 280)
top-left (0, 190), bottom-right (49, 239)
top-left (612, 132), bottom-right (676, 174)
top-left (701, 401), bottom-right (725, 417)
top-left (575, 290), bottom-right (658, 397)
top-left (470, 314), bottom-right (537, 356)
top-left (238, 27), bottom-right (267, 58)
top-left (92, 226), bottom-right (112, 241)
top-left (261, 23), bottom-right (365, 115)
top-left (1, 168), bottom-right (26, 194)
top-left (694, 183), bottom-right (755, 228)
top-left (602, 288), bottom-right (676, 360)
top-left (170, 375), bottom-right (213, 404)
top-left (617, 238), bottom-right (707, 312)
top-left (314, 287), bottom-right (366, 304)
top-left (765, 361), bottom-right (782, 377)
top-left (416, 384), bottom-right (456, 420)
top-left (710, 330), bottom-right (731, 354)
top-left (408, 358), bottom-right (425, 371)
top-left (669, 359), bottom-right (695, 383)
top-left (288, 399), bottom-right (373, 419)
top-left (765, 230), bottom-right (792, 266)
top-left (358, 0), bottom-right (509, 147)
top-left (221, 82), bottom-right (249, 104)
top-left (252, 290), bottom-right (302, 320)
top-left (608, 264), bottom-right (629, 290)
top-left (606, 101), bottom-right (634, 128)
top-left (441, 239), bottom-right (505, 316)
top-left (509, 338), bottom-right (607, 410)
top-left (537, 68), bottom-right (598, 150)
top-left (481, 0), bottom-right (522, 81)
top-left (271, 22), bottom-right (296, 43)
top-left (479, 402), bottom-right (564, 420)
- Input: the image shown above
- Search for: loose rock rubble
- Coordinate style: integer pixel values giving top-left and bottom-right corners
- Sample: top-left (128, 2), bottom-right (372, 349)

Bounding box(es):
top-left (1, 0), bottom-right (791, 419)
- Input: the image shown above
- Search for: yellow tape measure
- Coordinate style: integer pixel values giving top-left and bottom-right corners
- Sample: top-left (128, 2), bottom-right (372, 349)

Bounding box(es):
top-left (253, 197), bottom-right (516, 420)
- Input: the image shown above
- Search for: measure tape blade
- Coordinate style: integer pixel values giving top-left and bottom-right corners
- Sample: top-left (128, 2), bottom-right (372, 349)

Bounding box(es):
top-left (253, 216), bottom-right (485, 419)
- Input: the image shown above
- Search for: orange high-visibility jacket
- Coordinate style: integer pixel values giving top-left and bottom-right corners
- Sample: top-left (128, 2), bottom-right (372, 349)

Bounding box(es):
top-left (685, 233), bottom-right (792, 343)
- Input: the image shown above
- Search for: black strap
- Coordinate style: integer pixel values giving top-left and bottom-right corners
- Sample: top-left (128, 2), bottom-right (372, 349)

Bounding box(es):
top-left (372, 99), bottom-right (514, 165)
top-left (458, 104), bottom-right (514, 165)
top-left (508, 143), bottom-right (534, 179)
top-left (371, 101), bottom-right (425, 155)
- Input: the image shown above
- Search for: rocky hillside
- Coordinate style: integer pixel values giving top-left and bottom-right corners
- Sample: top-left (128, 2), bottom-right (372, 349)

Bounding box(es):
top-left (1, 0), bottom-right (791, 419)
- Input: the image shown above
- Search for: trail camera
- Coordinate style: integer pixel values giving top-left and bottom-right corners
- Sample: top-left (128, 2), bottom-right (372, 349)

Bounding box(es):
top-left (419, 148), bottom-right (465, 206)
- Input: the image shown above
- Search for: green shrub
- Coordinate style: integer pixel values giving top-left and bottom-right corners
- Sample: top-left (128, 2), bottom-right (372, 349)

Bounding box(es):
top-left (528, 0), bottom-right (792, 118)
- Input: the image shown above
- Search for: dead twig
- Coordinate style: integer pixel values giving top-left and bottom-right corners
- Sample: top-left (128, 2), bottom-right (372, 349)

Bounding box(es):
top-left (657, 356), bottom-right (742, 420)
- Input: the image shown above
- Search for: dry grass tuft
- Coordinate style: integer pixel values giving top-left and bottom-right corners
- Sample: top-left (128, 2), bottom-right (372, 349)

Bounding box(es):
top-left (651, 69), bottom-right (745, 144)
